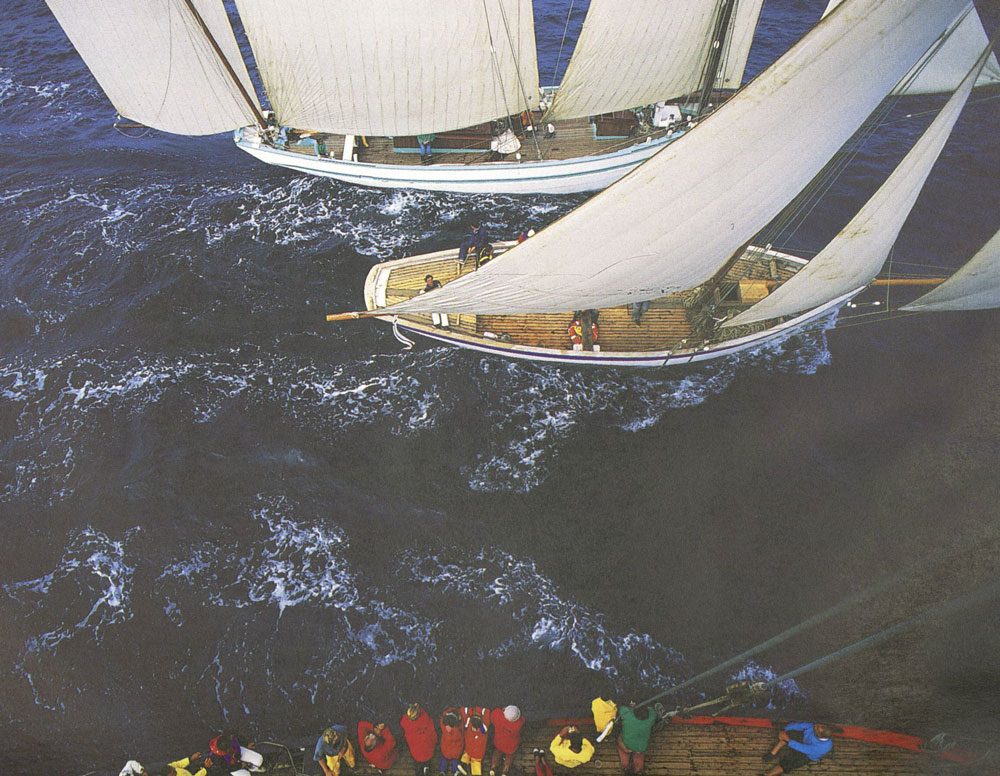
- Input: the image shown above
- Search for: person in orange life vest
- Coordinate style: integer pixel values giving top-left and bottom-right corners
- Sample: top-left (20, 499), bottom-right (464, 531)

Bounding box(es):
top-left (489, 706), bottom-right (524, 776)
top-left (460, 707), bottom-right (490, 776)
top-left (400, 703), bottom-right (438, 776)
top-left (359, 720), bottom-right (399, 772)
top-left (439, 708), bottom-right (465, 776)
top-left (568, 312), bottom-right (599, 348)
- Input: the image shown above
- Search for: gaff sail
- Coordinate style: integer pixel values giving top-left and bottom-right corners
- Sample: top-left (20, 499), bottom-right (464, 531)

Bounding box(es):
top-left (387, 0), bottom-right (971, 316)
top-left (544, 0), bottom-right (737, 121)
top-left (823, 0), bottom-right (1000, 93)
top-left (43, 0), bottom-right (261, 136)
top-left (233, 0), bottom-right (539, 136)
top-left (902, 229), bottom-right (1000, 312)
top-left (721, 40), bottom-right (993, 329)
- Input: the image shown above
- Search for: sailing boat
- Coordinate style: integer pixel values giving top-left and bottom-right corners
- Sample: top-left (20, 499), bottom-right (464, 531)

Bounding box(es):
top-left (326, 0), bottom-right (1000, 368)
top-left (42, 0), bottom-right (999, 195)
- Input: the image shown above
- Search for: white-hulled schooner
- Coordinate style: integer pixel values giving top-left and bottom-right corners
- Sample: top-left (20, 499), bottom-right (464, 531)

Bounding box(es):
top-left (326, 0), bottom-right (1000, 368)
top-left (43, 0), bottom-right (1000, 195)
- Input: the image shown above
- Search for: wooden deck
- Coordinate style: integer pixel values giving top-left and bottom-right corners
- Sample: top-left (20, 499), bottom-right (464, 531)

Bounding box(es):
top-left (275, 117), bottom-right (675, 167)
top-left (268, 716), bottom-right (958, 776)
top-left (376, 246), bottom-right (796, 354)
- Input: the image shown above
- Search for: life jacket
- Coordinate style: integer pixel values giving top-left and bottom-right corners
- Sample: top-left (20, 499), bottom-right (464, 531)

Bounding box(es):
top-left (568, 319), bottom-right (599, 345)
top-left (440, 709), bottom-right (465, 760)
top-left (400, 709), bottom-right (438, 763)
top-left (358, 721), bottom-right (398, 771)
top-left (209, 735), bottom-right (240, 766)
top-left (490, 708), bottom-right (524, 755)
top-left (463, 708), bottom-right (490, 761)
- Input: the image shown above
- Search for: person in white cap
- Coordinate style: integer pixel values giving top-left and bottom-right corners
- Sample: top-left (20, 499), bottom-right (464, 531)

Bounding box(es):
top-left (489, 705), bottom-right (524, 776)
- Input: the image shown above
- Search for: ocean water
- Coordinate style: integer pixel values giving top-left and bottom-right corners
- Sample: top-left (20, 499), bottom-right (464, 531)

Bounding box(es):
top-left (2, 1), bottom-right (1000, 773)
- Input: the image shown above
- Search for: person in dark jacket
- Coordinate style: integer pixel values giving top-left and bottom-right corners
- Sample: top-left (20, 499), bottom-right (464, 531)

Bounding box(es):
top-left (458, 224), bottom-right (489, 264)
top-left (762, 722), bottom-right (836, 775)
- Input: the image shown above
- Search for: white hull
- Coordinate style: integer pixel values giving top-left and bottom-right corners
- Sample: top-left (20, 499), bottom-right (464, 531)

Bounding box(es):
top-left (233, 130), bottom-right (682, 195)
top-left (379, 291), bottom-right (857, 368)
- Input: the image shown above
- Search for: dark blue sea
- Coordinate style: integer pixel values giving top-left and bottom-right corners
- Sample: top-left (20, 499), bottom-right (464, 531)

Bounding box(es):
top-left (2, 1), bottom-right (1000, 773)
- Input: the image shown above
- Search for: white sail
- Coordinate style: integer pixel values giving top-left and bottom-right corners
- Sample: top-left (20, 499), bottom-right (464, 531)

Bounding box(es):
top-left (823, 0), bottom-right (1000, 93)
top-left (44, 0), bottom-right (261, 136)
top-left (544, 0), bottom-right (720, 121)
top-left (719, 0), bottom-right (767, 90)
top-left (388, 0), bottom-right (970, 316)
top-left (234, 0), bottom-right (538, 136)
top-left (722, 41), bottom-right (991, 329)
top-left (901, 229), bottom-right (1000, 312)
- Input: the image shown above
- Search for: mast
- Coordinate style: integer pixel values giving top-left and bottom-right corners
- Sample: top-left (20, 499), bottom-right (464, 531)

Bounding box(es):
top-left (180, 0), bottom-right (266, 130)
top-left (697, 0), bottom-right (740, 117)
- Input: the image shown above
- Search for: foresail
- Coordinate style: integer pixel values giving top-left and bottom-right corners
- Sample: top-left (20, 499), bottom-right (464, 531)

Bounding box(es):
top-left (44, 0), bottom-right (261, 136)
top-left (721, 41), bottom-right (992, 329)
top-left (719, 0), bottom-right (767, 90)
top-left (823, 0), bottom-right (1000, 93)
top-left (544, 0), bottom-right (719, 121)
top-left (388, 0), bottom-right (970, 316)
top-left (234, 0), bottom-right (539, 136)
top-left (901, 229), bottom-right (1000, 312)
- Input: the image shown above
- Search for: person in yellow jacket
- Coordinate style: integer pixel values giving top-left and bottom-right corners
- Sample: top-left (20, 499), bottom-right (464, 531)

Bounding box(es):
top-left (591, 697), bottom-right (618, 742)
top-left (549, 726), bottom-right (594, 768)
top-left (160, 752), bottom-right (206, 776)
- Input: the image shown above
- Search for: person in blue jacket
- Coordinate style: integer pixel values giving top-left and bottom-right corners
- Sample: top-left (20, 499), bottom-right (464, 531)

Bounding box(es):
top-left (762, 722), bottom-right (836, 775)
top-left (458, 223), bottom-right (489, 264)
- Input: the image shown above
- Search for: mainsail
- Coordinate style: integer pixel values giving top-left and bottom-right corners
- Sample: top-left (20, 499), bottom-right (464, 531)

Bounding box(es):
top-left (388, 0), bottom-right (972, 316)
top-left (233, 0), bottom-right (539, 136)
top-left (901, 229), bottom-right (1000, 312)
top-left (721, 40), bottom-right (993, 328)
top-left (544, 0), bottom-right (763, 121)
top-left (43, 0), bottom-right (261, 136)
top-left (823, 0), bottom-right (1000, 93)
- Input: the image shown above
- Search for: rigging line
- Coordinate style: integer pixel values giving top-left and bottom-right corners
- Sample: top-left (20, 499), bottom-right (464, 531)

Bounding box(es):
top-left (882, 91), bottom-right (1000, 126)
top-left (766, 577), bottom-right (1000, 687)
top-left (180, 0), bottom-right (266, 128)
top-left (481, 0), bottom-right (515, 133)
top-left (551, 0), bottom-right (577, 86)
top-left (494, 0), bottom-right (545, 161)
top-left (884, 245), bottom-right (895, 312)
top-left (633, 535), bottom-right (976, 710)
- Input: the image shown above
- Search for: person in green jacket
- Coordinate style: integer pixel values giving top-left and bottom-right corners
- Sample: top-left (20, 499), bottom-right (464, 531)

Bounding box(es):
top-left (617, 704), bottom-right (656, 776)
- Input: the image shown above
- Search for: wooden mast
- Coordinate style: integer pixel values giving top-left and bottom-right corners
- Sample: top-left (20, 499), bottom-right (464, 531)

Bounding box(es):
top-left (696, 0), bottom-right (739, 118)
top-left (180, 0), bottom-right (267, 130)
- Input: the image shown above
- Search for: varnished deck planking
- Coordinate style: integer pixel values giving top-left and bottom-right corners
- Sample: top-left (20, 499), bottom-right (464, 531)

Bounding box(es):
top-left (277, 118), bottom-right (672, 167)
top-left (312, 719), bottom-right (949, 776)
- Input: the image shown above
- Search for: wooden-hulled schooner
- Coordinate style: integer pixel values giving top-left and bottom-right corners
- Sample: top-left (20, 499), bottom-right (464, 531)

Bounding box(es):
top-left (326, 0), bottom-right (1000, 368)
top-left (43, 0), bottom-right (999, 195)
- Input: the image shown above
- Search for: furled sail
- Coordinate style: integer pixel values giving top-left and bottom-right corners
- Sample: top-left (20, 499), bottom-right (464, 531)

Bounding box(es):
top-left (823, 0), bottom-right (1000, 93)
top-left (545, 0), bottom-right (727, 121)
top-left (44, 0), bottom-right (261, 136)
top-left (721, 41), bottom-right (992, 329)
top-left (901, 229), bottom-right (1000, 312)
top-left (719, 0), bottom-right (767, 90)
top-left (233, 0), bottom-right (539, 136)
top-left (388, 0), bottom-right (970, 316)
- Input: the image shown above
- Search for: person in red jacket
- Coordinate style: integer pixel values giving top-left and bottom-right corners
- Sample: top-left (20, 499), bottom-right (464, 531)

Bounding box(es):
top-left (400, 703), bottom-right (438, 776)
top-left (489, 706), bottom-right (524, 776)
top-left (461, 707), bottom-right (490, 776)
top-left (439, 708), bottom-right (465, 776)
top-left (358, 721), bottom-right (398, 773)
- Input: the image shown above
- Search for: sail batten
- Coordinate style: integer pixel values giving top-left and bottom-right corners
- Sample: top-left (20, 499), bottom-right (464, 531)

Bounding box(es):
top-left (233, 0), bottom-right (539, 136)
top-left (44, 0), bottom-right (261, 136)
top-left (901, 229), bottom-right (1000, 312)
top-left (387, 0), bottom-right (971, 317)
top-left (722, 39), bottom-right (993, 329)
